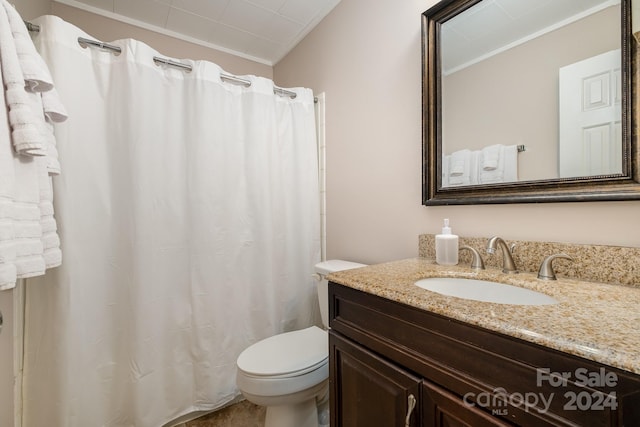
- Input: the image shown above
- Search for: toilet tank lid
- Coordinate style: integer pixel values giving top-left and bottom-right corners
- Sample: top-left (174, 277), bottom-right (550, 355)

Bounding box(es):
top-left (314, 260), bottom-right (366, 275)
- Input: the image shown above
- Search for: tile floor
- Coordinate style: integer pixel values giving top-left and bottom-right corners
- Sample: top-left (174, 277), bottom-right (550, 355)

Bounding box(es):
top-left (177, 400), bottom-right (265, 427)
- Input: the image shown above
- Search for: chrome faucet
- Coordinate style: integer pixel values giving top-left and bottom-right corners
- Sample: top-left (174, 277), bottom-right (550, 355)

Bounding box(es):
top-left (486, 236), bottom-right (518, 274)
top-left (459, 245), bottom-right (485, 270)
top-left (537, 254), bottom-right (573, 280)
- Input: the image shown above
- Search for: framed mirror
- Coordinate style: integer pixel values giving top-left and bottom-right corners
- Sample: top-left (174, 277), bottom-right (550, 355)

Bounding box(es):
top-left (422, 0), bottom-right (640, 205)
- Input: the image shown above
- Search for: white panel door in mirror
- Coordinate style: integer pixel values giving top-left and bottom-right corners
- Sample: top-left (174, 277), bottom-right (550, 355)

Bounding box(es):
top-left (559, 49), bottom-right (622, 178)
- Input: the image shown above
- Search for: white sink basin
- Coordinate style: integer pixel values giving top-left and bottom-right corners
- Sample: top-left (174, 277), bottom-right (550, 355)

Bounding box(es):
top-left (415, 278), bottom-right (558, 306)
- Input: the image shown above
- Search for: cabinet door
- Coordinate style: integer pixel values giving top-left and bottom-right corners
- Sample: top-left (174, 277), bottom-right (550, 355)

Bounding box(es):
top-left (423, 380), bottom-right (514, 427)
top-left (330, 332), bottom-right (420, 427)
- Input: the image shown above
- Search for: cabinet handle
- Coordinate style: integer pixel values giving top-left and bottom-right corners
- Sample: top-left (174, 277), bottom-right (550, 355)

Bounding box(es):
top-left (405, 393), bottom-right (416, 427)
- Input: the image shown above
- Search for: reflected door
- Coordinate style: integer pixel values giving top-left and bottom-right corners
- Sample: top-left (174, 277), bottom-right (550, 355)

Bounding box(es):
top-left (559, 49), bottom-right (622, 178)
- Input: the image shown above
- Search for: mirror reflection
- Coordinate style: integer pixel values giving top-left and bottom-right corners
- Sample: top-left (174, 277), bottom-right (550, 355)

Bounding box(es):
top-left (440, 0), bottom-right (621, 188)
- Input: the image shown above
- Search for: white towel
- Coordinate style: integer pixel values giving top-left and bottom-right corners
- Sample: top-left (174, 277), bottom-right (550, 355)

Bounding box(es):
top-left (3, 2), bottom-right (53, 92)
top-left (479, 144), bottom-right (518, 184)
top-left (41, 88), bottom-right (68, 122)
top-left (481, 144), bottom-right (500, 171)
top-left (42, 121), bottom-right (61, 175)
top-left (0, 5), bottom-right (65, 290)
top-left (0, 216), bottom-right (12, 241)
top-left (449, 149), bottom-right (469, 176)
top-left (479, 145), bottom-right (505, 183)
top-left (441, 154), bottom-right (449, 187)
top-left (469, 150), bottom-right (480, 185)
top-left (41, 89), bottom-right (66, 175)
top-left (448, 149), bottom-right (471, 186)
top-left (0, 4), bottom-right (46, 155)
top-left (450, 161), bottom-right (464, 176)
top-left (0, 263), bottom-right (17, 291)
top-left (502, 145), bottom-right (518, 183)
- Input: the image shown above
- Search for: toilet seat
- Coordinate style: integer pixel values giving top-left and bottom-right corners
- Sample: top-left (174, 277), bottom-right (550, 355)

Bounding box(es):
top-left (236, 326), bottom-right (329, 397)
top-left (237, 326), bottom-right (328, 377)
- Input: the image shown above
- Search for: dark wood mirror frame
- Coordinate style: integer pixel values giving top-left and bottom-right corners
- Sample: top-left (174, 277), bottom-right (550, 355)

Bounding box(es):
top-left (422, 0), bottom-right (640, 205)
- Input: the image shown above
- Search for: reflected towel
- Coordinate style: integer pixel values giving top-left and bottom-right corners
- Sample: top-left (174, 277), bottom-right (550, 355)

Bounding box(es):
top-left (441, 154), bottom-right (450, 187)
top-left (449, 149), bottom-right (469, 176)
top-left (502, 145), bottom-right (518, 182)
top-left (448, 149), bottom-right (472, 186)
top-left (443, 150), bottom-right (481, 187)
top-left (481, 144), bottom-right (500, 171)
top-left (479, 144), bottom-right (518, 184)
top-left (469, 150), bottom-right (480, 185)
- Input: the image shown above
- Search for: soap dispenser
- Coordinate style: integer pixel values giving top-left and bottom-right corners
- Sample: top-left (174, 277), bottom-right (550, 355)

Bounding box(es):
top-left (435, 219), bottom-right (459, 265)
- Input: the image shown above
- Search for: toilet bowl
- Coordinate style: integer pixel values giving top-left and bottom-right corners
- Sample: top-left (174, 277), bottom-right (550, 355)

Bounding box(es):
top-left (236, 260), bottom-right (366, 427)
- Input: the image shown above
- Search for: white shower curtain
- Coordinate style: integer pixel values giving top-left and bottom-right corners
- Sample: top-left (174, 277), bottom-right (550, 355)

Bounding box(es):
top-left (22, 16), bottom-right (320, 427)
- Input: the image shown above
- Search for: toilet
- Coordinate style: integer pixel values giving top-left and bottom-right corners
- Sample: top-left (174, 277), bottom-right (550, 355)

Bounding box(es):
top-left (236, 260), bottom-right (366, 427)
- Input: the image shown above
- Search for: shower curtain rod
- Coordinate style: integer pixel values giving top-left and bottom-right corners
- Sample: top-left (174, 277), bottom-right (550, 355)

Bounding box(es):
top-left (152, 54), bottom-right (298, 99)
top-left (79, 34), bottom-right (300, 98)
top-left (23, 20), bottom-right (40, 32)
top-left (81, 37), bottom-right (299, 98)
top-left (26, 21), bottom-right (306, 100)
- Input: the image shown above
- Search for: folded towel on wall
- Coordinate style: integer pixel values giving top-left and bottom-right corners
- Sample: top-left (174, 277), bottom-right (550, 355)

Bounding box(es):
top-left (0, 2), bottom-right (66, 290)
top-left (479, 145), bottom-right (504, 182)
top-left (0, 4), bottom-right (46, 155)
top-left (0, 2), bottom-right (64, 159)
top-left (3, 1), bottom-right (53, 92)
top-left (0, 134), bottom-right (59, 289)
top-left (441, 154), bottom-right (449, 187)
top-left (42, 88), bottom-right (68, 122)
top-left (479, 144), bottom-right (518, 184)
top-left (481, 144), bottom-right (500, 171)
top-left (0, 263), bottom-right (17, 291)
top-left (470, 151), bottom-right (480, 185)
top-left (445, 149), bottom-right (481, 187)
top-left (450, 161), bottom-right (464, 176)
top-left (41, 89), bottom-right (67, 175)
top-left (448, 149), bottom-right (470, 185)
top-left (503, 145), bottom-right (518, 182)
top-left (3, 86), bottom-right (46, 155)
top-left (449, 149), bottom-right (469, 176)
top-left (43, 128), bottom-right (61, 175)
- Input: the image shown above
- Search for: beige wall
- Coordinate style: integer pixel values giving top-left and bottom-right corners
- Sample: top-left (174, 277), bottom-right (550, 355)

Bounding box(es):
top-left (14, 0), bottom-right (50, 20)
top-left (275, 0), bottom-right (640, 265)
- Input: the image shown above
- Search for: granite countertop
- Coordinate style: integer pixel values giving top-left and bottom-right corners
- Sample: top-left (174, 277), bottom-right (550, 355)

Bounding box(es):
top-left (328, 258), bottom-right (640, 375)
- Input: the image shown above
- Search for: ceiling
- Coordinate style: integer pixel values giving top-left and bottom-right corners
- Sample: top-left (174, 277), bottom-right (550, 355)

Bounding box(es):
top-left (54, 0), bottom-right (341, 65)
top-left (441, 0), bottom-right (620, 74)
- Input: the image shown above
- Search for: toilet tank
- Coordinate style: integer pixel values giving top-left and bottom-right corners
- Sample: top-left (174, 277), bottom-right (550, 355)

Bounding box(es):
top-left (314, 260), bottom-right (366, 328)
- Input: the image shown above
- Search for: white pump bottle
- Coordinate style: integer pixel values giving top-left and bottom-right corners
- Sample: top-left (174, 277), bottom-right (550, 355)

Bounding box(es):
top-left (435, 218), bottom-right (458, 265)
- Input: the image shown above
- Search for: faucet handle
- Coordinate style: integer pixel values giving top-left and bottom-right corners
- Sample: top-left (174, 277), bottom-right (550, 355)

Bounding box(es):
top-left (537, 253), bottom-right (573, 281)
top-left (459, 245), bottom-right (485, 270)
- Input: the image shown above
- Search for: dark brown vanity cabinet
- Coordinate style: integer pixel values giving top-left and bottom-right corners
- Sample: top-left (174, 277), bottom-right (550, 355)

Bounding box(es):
top-left (331, 332), bottom-right (422, 426)
top-left (328, 282), bottom-right (640, 427)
